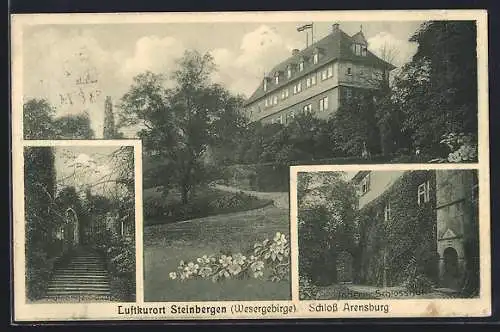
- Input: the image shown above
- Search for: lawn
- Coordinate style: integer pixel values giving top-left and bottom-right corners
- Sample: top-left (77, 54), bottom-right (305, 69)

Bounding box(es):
top-left (143, 185), bottom-right (274, 226)
top-left (143, 205), bottom-right (291, 301)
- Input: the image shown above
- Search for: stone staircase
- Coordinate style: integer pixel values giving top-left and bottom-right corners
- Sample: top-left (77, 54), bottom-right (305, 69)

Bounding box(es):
top-left (44, 247), bottom-right (112, 302)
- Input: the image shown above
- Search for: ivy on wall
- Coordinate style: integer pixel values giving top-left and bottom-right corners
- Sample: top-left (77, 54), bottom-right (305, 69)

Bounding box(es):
top-left (357, 170), bottom-right (439, 288)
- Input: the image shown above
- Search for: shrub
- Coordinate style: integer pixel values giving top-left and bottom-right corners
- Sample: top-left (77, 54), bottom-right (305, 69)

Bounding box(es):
top-left (109, 238), bottom-right (135, 275)
top-left (403, 273), bottom-right (434, 294)
top-left (26, 249), bottom-right (53, 300)
top-left (299, 275), bottom-right (320, 300)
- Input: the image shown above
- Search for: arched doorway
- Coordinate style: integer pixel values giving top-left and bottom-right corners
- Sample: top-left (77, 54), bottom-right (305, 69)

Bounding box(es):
top-left (443, 247), bottom-right (460, 289)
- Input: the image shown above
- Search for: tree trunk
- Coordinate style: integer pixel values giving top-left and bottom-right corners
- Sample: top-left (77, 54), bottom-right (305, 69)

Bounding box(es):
top-left (181, 185), bottom-right (189, 205)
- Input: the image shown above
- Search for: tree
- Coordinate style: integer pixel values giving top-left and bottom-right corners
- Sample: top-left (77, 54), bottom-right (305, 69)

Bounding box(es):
top-left (103, 96), bottom-right (125, 139)
top-left (24, 146), bottom-right (58, 300)
top-left (119, 50), bottom-right (245, 204)
top-left (394, 21), bottom-right (478, 157)
top-left (330, 90), bottom-right (382, 157)
top-left (52, 113), bottom-right (95, 139)
top-left (23, 98), bottom-right (95, 140)
top-left (298, 172), bottom-right (359, 285)
top-left (23, 99), bottom-right (56, 139)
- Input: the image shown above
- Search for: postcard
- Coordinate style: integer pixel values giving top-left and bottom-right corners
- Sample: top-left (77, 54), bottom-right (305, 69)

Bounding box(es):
top-left (11, 9), bottom-right (490, 321)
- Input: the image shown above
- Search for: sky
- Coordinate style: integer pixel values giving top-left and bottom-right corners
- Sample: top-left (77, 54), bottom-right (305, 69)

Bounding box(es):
top-left (23, 20), bottom-right (422, 137)
top-left (54, 146), bottom-right (129, 198)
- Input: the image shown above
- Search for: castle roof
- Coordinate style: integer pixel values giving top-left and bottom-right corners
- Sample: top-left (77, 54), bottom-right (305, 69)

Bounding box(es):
top-left (244, 26), bottom-right (396, 106)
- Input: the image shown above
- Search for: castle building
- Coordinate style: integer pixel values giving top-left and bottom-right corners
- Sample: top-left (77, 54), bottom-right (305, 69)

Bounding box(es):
top-left (244, 23), bottom-right (396, 124)
top-left (351, 169), bottom-right (479, 291)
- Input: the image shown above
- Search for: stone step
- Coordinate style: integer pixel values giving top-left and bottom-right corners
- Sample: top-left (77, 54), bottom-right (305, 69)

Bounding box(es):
top-left (51, 274), bottom-right (109, 279)
top-left (49, 279), bottom-right (109, 286)
top-left (46, 291), bottom-right (111, 296)
top-left (56, 267), bottom-right (106, 271)
top-left (55, 269), bottom-right (107, 273)
top-left (55, 268), bottom-right (107, 274)
top-left (48, 284), bottom-right (110, 290)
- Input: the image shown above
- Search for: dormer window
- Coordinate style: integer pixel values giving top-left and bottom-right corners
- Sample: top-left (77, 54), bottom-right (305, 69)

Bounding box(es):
top-left (360, 173), bottom-right (370, 194)
top-left (299, 61), bottom-right (304, 72)
top-left (274, 72), bottom-right (281, 85)
top-left (263, 78), bottom-right (268, 92)
top-left (352, 43), bottom-right (367, 56)
top-left (313, 53), bottom-right (319, 64)
top-left (287, 66), bottom-right (292, 79)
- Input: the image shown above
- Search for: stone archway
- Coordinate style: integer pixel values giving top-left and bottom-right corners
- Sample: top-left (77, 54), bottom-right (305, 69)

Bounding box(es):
top-left (66, 207), bottom-right (79, 246)
top-left (442, 247), bottom-right (460, 289)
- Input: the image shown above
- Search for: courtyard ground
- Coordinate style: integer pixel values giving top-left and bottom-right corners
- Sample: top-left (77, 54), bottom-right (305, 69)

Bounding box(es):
top-left (310, 283), bottom-right (461, 300)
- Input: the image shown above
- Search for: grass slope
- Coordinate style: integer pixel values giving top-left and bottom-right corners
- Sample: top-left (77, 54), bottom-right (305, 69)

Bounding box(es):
top-left (144, 206), bottom-right (291, 301)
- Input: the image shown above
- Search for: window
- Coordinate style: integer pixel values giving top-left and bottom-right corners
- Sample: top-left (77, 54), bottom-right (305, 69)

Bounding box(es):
top-left (327, 65), bottom-right (333, 78)
top-left (289, 111), bottom-right (295, 120)
top-left (303, 104), bottom-right (312, 113)
top-left (347, 67), bottom-right (352, 75)
top-left (275, 75), bottom-right (279, 84)
top-left (264, 99), bottom-right (268, 107)
top-left (287, 67), bottom-right (292, 79)
top-left (293, 84), bottom-right (297, 94)
top-left (313, 53), bottom-right (319, 64)
top-left (384, 201), bottom-right (391, 222)
top-left (297, 81), bottom-right (302, 93)
top-left (281, 89), bottom-right (289, 100)
top-left (319, 96), bottom-right (329, 111)
top-left (273, 95), bottom-right (278, 105)
top-left (352, 44), bottom-right (360, 55)
top-left (321, 70), bottom-right (328, 80)
top-left (263, 79), bottom-right (268, 91)
top-left (361, 174), bottom-right (370, 194)
top-left (306, 77), bottom-right (311, 88)
top-left (299, 61), bottom-right (304, 72)
top-left (417, 180), bottom-right (431, 206)
top-left (311, 74), bottom-right (317, 85)
top-left (353, 44), bottom-right (367, 56)
top-left (276, 115), bottom-right (283, 124)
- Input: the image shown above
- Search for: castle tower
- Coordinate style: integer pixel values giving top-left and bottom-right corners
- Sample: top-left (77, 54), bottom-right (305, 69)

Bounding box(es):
top-left (435, 169), bottom-right (479, 291)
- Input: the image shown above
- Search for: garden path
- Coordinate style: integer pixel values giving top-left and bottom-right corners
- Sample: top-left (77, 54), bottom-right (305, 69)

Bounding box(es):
top-left (38, 246), bottom-right (112, 303)
top-left (213, 184), bottom-right (289, 209)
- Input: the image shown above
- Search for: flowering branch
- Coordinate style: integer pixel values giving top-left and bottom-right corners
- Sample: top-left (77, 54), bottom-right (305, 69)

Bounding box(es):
top-left (169, 232), bottom-right (290, 283)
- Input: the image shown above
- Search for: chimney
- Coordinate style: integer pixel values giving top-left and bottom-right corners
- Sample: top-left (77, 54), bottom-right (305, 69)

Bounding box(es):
top-left (332, 22), bottom-right (340, 33)
top-left (292, 49), bottom-right (300, 56)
